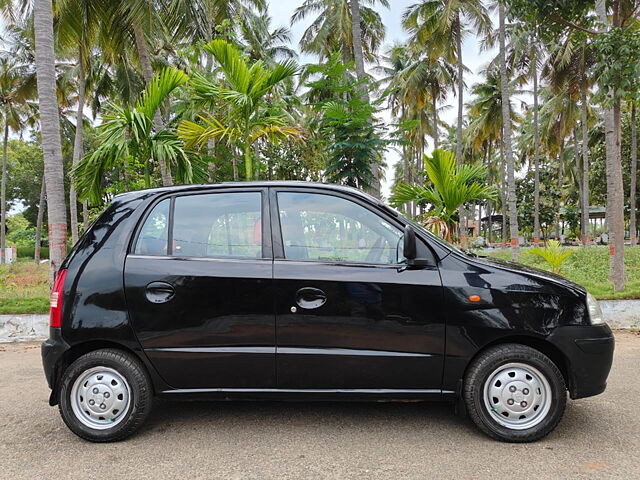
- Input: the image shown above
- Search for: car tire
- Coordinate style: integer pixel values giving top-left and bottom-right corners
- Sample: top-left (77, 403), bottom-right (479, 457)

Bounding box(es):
top-left (463, 344), bottom-right (566, 443)
top-left (58, 348), bottom-right (153, 442)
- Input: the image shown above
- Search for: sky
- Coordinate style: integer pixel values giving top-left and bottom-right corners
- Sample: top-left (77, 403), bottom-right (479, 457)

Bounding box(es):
top-left (267, 0), bottom-right (497, 197)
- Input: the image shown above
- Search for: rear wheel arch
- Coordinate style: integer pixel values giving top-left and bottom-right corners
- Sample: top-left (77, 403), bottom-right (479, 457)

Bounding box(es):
top-left (51, 341), bottom-right (153, 405)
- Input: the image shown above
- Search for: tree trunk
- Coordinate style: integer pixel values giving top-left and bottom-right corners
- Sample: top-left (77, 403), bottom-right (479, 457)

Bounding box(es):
top-left (580, 76), bottom-right (590, 245)
top-left (498, 3), bottom-right (519, 261)
top-left (0, 116), bottom-right (7, 264)
top-left (349, 0), bottom-right (380, 198)
top-left (132, 21), bottom-right (173, 187)
top-left (35, 177), bottom-right (46, 263)
top-left (432, 92), bottom-right (439, 150)
top-left (34, 0), bottom-right (68, 281)
top-left (455, 16), bottom-right (466, 245)
top-left (532, 50), bottom-right (541, 246)
top-left (500, 137), bottom-right (507, 248)
top-left (630, 103), bottom-right (637, 245)
top-left (486, 142), bottom-right (492, 245)
top-left (349, 0), bottom-right (368, 101)
top-left (70, 48), bottom-right (85, 245)
top-left (597, 0), bottom-right (625, 291)
top-left (82, 201), bottom-right (89, 231)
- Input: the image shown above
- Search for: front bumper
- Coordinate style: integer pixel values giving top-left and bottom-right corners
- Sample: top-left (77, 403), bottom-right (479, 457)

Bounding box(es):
top-left (41, 327), bottom-right (70, 403)
top-left (548, 324), bottom-right (615, 399)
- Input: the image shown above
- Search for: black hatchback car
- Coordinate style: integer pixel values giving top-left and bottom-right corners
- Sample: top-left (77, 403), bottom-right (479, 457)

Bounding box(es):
top-left (42, 182), bottom-right (614, 443)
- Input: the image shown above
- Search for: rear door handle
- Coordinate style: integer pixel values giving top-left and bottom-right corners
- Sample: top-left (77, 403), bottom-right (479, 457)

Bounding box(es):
top-left (145, 281), bottom-right (175, 304)
top-left (295, 287), bottom-right (327, 310)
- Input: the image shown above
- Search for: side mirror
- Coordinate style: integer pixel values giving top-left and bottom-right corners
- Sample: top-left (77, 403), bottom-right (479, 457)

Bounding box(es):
top-left (403, 224), bottom-right (417, 261)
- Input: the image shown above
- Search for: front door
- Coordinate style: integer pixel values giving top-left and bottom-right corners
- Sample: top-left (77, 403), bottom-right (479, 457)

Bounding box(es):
top-left (124, 188), bottom-right (275, 389)
top-left (271, 189), bottom-right (445, 391)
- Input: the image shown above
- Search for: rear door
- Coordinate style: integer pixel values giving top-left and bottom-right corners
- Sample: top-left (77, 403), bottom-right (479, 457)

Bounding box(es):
top-left (124, 188), bottom-right (275, 389)
top-left (271, 188), bottom-right (445, 391)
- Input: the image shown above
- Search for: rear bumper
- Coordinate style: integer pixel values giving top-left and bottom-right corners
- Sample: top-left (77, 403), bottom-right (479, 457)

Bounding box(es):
top-left (41, 327), bottom-right (70, 403)
top-left (548, 324), bottom-right (615, 399)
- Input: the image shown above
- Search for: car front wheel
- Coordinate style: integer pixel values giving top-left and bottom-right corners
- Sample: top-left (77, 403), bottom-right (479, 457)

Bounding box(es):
top-left (59, 349), bottom-right (153, 442)
top-left (463, 344), bottom-right (566, 442)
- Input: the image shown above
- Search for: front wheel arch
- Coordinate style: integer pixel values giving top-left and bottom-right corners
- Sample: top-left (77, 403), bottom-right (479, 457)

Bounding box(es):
top-left (461, 335), bottom-right (572, 397)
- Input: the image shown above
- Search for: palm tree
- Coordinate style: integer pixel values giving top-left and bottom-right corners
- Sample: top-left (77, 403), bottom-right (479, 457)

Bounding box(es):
top-left (497, 0), bottom-right (519, 260)
top-left (403, 0), bottom-right (491, 244)
top-left (55, 0), bottom-right (108, 244)
top-left (178, 40), bottom-right (300, 180)
top-left (631, 102), bottom-right (637, 246)
top-left (292, 0), bottom-right (388, 64)
top-left (166, 0), bottom-right (266, 43)
top-left (73, 67), bottom-right (200, 204)
top-left (239, 12), bottom-right (297, 64)
top-left (506, 21), bottom-right (546, 245)
top-left (34, 0), bottom-right (68, 279)
top-left (466, 67), bottom-right (519, 245)
top-left (545, 27), bottom-right (596, 246)
top-left (595, 0), bottom-right (626, 291)
top-left (390, 149), bottom-right (496, 242)
top-left (0, 55), bottom-right (35, 263)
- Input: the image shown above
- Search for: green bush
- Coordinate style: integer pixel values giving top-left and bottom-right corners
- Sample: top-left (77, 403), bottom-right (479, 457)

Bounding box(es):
top-left (16, 246), bottom-right (49, 259)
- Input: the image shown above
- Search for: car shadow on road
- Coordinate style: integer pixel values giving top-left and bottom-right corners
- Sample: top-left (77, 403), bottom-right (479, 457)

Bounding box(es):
top-left (141, 399), bottom-right (484, 440)
top-left (139, 397), bottom-right (599, 443)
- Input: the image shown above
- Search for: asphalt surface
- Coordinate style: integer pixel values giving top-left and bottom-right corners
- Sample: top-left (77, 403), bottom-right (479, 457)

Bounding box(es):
top-left (0, 332), bottom-right (638, 480)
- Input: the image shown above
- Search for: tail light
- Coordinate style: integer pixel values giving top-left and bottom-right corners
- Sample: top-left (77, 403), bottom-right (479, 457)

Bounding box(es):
top-left (50, 269), bottom-right (68, 328)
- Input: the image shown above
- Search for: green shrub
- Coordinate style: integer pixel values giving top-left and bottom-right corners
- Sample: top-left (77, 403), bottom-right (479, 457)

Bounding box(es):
top-left (527, 241), bottom-right (573, 274)
top-left (16, 246), bottom-right (49, 259)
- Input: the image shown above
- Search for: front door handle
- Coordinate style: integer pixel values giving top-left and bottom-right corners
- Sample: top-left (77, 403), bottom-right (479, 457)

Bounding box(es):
top-left (295, 287), bottom-right (327, 310)
top-left (145, 281), bottom-right (175, 304)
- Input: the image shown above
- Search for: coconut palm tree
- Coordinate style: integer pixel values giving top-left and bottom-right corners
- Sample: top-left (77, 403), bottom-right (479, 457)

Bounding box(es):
top-left (466, 67), bottom-right (520, 245)
top-left (33, 0), bottom-right (68, 278)
top-left (292, 0), bottom-right (388, 64)
top-left (178, 40), bottom-right (301, 180)
top-left (239, 12), bottom-right (297, 64)
top-left (166, 0), bottom-right (266, 43)
top-left (402, 0), bottom-right (490, 244)
top-left (390, 149), bottom-right (496, 243)
top-left (54, 0), bottom-right (111, 243)
top-left (73, 67), bottom-right (201, 204)
top-left (505, 21), bottom-right (547, 245)
top-left (497, 0), bottom-right (520, 260)
top-left (544, 27), bottom-right (596, 246)
top-left (0, 56), bottom-right (35, 263)
top-left (402, 0), bottom-right (490, 166)
top-left (631, 102), bottom-right (638, 245)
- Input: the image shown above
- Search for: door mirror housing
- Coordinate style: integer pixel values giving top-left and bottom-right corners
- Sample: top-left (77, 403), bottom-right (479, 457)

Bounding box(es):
top-left (403, 224), bottom-right (417, 261)
top-left (402, 224), bottom-right (434, 268)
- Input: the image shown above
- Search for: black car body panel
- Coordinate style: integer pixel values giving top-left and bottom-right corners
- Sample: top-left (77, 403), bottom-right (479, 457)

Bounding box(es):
top-left (41, 182), bottom-right (614, 406)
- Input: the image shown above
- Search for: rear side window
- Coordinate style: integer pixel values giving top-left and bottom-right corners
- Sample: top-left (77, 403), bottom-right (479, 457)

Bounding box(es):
top-left (134, 193), bottom-right (262, 258)
top-left (134, 199), bottom-right (170, 255)
top-left (173, 192), bottom-right (262, 258)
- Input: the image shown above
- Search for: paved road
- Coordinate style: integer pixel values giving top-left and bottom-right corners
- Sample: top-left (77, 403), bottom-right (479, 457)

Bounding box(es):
top-left (1, 332), bottom-right (638, 480)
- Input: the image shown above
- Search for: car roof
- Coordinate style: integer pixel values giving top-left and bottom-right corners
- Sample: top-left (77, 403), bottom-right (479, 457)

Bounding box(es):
top-left (115, 181), bottom-right (381, 205)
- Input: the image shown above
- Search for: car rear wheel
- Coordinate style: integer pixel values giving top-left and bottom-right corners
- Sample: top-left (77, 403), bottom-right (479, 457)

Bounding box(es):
top-left (59, 349), bottom-right (153, 442)
top-left (463, 344), bottom-right (566, 442)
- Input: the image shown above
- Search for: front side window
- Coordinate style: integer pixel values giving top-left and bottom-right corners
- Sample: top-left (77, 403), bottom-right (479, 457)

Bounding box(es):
top-left (173, 192), bottom-right (262, 258)
top-left (277, 192), bottom-right (403, 264)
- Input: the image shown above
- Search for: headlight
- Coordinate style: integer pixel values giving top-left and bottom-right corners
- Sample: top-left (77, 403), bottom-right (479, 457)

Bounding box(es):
top-left (586, 292), bottom-right (605, 325)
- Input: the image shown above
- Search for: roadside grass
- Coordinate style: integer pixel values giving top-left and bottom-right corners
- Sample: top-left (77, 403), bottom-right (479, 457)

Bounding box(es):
top-left (487, 245), bottom-right (640, 300)
top-left (0, 259), bottom-right (49, 314)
